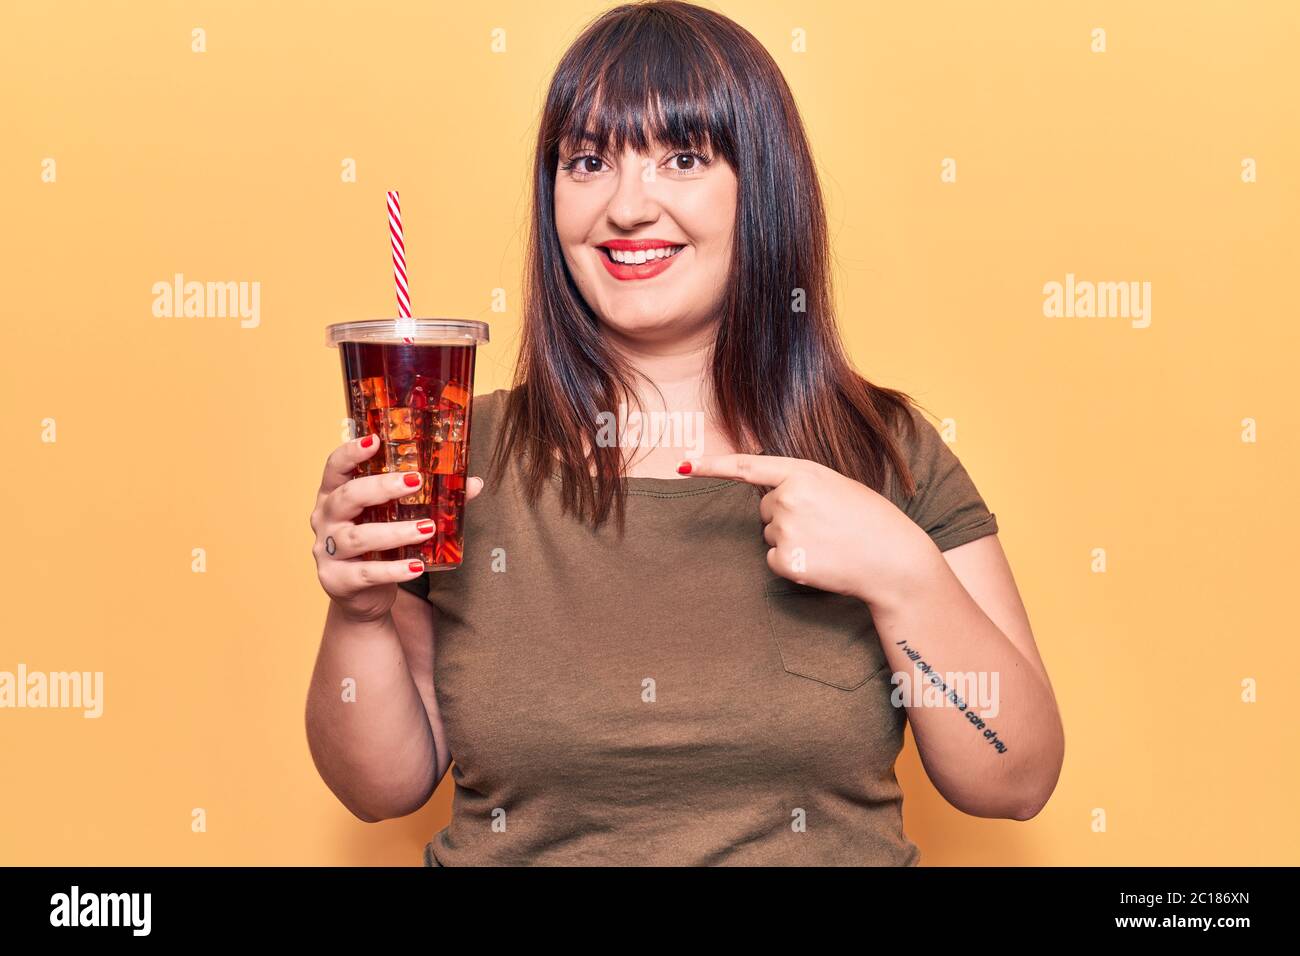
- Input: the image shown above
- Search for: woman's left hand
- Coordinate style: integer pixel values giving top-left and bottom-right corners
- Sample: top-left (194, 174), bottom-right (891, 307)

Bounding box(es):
top-left (679, 454), bottom-right (938, 608)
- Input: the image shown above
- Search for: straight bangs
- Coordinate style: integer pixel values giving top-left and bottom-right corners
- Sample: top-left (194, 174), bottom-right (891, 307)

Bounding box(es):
top-left (545, 16), bottom-right (738, 168)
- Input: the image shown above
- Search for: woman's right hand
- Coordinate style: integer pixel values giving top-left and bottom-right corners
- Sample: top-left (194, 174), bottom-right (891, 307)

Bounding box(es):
top-left (310, 433), bottom-right (484, 623)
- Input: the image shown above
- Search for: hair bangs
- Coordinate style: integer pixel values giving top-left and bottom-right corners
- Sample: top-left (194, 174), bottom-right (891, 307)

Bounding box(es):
top-left (553, 18), bottom-right (736, 164)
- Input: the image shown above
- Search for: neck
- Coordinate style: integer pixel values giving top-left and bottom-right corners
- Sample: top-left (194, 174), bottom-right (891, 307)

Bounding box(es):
top-left (597, 319), bottom-right (741, 476)
top-left (601, 318), bottom-right (713, 411)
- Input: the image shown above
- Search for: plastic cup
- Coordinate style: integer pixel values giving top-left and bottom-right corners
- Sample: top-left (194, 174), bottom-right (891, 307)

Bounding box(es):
top-left (325, 318), bottom-right (490, 571)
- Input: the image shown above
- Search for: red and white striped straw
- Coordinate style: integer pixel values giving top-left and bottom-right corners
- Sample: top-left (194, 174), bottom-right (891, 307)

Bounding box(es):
top-left (387, 190), bottom-right (412, 323)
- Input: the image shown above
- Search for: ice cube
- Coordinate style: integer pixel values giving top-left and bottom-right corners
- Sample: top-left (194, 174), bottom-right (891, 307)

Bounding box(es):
top-left (360, 376), bottom-right (391, 409)
top-left (393, 441), bottom-right (421, 470)
top-left (436, 398), bottom-right (466, 443)
top-left (348, 379), bottom-right (366, 418)
top-left (430, 442), bottom-right (461, 475)
top-left (440, 381), bottom-right (470, 407)
top-left (379, 406), bottom-right (415, 442)
top-left (405, 374), bottom-right (438, 410)
top-left (410, 406), bottom-right (433, 443)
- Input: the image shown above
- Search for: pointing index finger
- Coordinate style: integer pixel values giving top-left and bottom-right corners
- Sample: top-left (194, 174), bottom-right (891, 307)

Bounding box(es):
top-left (679, 453), bottom-right (799, 487)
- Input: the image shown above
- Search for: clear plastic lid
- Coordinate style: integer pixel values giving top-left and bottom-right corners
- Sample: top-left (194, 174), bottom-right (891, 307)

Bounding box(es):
top-left (325, 318), bottom-right (490, 347)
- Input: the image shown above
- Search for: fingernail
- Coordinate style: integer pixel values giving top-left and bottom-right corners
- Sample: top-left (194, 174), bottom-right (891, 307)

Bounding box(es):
top-left (676, 460), bottom-right (693, 475)
top-left (403, 473), bottom-right (421, 487)
top-left (416, 520), bottom-right (435, 534)
top-left (360, 434), bottom-right (375, 448)
top-left (408, 561), bottom-right (425, 573)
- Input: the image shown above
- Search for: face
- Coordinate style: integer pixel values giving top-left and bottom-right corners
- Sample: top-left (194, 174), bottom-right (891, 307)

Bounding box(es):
top-left (553, 135), bottom-right (738, 344)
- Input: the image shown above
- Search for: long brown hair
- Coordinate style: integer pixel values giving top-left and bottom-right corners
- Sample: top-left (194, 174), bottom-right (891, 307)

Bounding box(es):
top-left (488, 0), bottom-right (922, 532)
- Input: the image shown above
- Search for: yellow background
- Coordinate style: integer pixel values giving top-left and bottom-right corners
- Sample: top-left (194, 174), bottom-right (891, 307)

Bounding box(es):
top-left (2, 0), bottom-right (1296, 865)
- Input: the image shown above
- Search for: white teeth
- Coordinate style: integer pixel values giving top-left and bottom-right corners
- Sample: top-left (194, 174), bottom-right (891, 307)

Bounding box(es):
top-left (607, 246), bottom-right (683, 264)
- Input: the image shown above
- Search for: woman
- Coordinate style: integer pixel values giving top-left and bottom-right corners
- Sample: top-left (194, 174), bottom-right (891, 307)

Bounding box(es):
top-left (306, 0), bottom-right (1064, 866)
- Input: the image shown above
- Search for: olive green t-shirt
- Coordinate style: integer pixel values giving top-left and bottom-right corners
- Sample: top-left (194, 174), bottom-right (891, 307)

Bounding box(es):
top-left (398, 387), bottom-right (999, 866)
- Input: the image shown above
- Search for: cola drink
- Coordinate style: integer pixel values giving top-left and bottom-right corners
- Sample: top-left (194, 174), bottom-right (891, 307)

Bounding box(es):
top-left (326, 319), bottom-right (489, 570)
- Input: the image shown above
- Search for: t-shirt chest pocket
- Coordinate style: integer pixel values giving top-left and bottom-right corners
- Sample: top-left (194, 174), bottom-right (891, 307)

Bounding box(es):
top-left (763, 582), bottom-right (890, 691)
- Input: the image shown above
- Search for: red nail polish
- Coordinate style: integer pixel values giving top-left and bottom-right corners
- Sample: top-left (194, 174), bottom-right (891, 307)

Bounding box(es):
top-left (676, 461), bottom-right (692, 475)
top-left (403, 473), bottom-right (421, 487)
top-left (360, 434), bottom-right (375, 448)
top-left (408, 561), bottom-right (424, 573)
top-left (416, 520), bottom-right (435, 534)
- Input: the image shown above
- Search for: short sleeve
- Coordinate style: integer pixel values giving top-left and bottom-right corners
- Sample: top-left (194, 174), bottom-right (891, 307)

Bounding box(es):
top-left (892, 403), bottom-right (999, 552)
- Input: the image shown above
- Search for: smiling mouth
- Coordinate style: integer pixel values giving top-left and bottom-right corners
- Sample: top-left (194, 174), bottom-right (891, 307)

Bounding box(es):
top-left (598, 245), bottom-right (686, 265)
top-left (594, 243), bottom-right (687, 281)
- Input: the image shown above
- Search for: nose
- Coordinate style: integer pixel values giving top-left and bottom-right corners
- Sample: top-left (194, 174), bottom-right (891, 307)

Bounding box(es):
top-left (605, 155), bottom-right (659, 230)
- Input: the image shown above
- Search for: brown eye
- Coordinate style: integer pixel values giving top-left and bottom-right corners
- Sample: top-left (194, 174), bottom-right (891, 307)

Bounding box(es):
top-left (561, 154), bottom-right (605, 177)
top-left (669, 151), bottom-right (710, 173)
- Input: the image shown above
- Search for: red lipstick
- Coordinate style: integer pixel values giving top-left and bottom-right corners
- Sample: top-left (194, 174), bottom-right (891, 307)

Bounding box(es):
top-left (599, 239), bottom-right (681, 251)
top-left (595, 239), bottom-right (687, 281)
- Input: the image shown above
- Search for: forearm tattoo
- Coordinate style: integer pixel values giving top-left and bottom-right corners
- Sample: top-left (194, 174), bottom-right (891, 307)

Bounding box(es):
top-left (895, 639), bottom-right (1009, 755)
